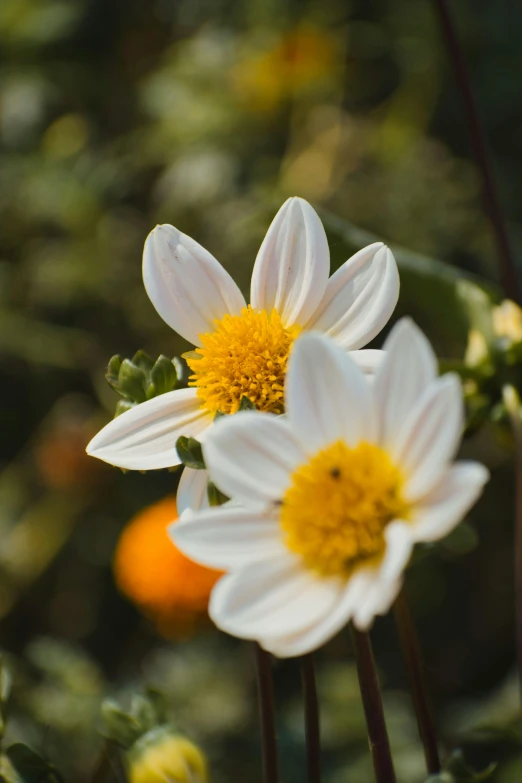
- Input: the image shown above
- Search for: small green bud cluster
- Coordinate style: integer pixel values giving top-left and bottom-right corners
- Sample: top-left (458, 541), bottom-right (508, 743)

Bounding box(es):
top-left (106, 351), bottom-right (183, 417)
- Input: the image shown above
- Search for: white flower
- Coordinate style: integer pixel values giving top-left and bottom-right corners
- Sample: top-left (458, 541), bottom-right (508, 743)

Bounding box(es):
top-left (86, 197), bottom-right (399, 511)
top-left (172, 319), bottom-right (489, 658)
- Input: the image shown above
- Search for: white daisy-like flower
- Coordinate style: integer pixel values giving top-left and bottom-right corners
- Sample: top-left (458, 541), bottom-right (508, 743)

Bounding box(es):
top-left (172, 319), bottom-right (489, 658)
top-left (86, 197), bottom-right (399, 512)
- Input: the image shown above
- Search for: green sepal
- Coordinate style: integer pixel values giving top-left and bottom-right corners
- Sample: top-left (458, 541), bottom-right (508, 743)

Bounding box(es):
top-left (207, 481), bottom-right (229, 507)
top-left (131, 350), bottom-right (154, 372)
top-left (214, 410), bottom-right (226, 420)
top-left (4, 743), bottom-right (64, 783)
top-left (117, 359), bottom-right (148, 403)
top-left (130, 695), bottom-right (158, 736)
top-left (148, 355), bottom-right (177, 399)
top-left (176, 437), bottom-right (205, 470)
top-left (239, 396), bottom-right (256, 411)
top-left (100, 699), bottom-right (142, 749)
top-left (114, 399), bottom-right (136, 418)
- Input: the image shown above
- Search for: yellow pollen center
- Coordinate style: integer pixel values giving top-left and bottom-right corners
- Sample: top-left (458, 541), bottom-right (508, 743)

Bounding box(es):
top-left (280, 440), bottom-right (407, 577)
top-left (185, 306), bottom-right (300, 415)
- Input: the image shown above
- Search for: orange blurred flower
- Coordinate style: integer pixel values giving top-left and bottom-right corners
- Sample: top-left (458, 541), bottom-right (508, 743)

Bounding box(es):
top-left (114, 497), bottom-right (222, 638)
top-left (232, 24), bottom-right (339, 112)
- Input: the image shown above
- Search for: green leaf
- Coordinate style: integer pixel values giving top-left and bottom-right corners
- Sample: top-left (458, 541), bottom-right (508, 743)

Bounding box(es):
top-left (5, 744), bottom-right (63, 783)
top-left (441, 522), bottom-right (479, 556)
top-left (148, 355), bottom-right (177, 398)
top-left (207, 481), bottom-right (229, 507)
top-left (0, 755), bottom-right (23, 783)
top-left (443, 749), bottom-right (497, 782)
top-left (0, 663), bottom-right (12, 705)
top-left (239, 396), bottom-right (256, 411)
top-left (175, 437), bottom-right (205, 470)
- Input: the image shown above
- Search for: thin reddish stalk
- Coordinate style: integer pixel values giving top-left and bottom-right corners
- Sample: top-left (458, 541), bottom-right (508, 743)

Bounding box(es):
top-left (351, 626), bottom-right (397, 783)
top-left (432, 0), bottom-right (519, 301)
top-left (254, 643), bottom-right (279, 783)
top-left (394, 591), bottom-right (441, 774)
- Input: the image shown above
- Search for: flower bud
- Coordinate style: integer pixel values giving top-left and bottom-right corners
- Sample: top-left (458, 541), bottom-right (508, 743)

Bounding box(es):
top-left (126, 726), bottom-right (207, 783)
top-left (493, 299), bottom-right (522, 343)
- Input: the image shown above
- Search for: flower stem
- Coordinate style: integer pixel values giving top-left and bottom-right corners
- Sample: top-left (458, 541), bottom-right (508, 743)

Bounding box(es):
top-left (393, 590), bottom-right (441, 774)
top-left (504, 388), bottom-right (522, 703)
top-left (350, 626), bottom-right (397, 783)
top-left (300, 654), bottom-right (321, 783)
top-left (432, 0), bottom-right (519, 302)
top-left (254, 643), bottom-right (279, 783)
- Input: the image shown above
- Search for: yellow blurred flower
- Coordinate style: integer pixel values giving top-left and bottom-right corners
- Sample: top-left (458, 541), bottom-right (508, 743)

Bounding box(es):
top-left (493, 299), bottom-right (522, 343)
top-left (127, 726), bottom-right (208, 783)
top-left (232, 24), bottom-right (338, 111)
top-left (464, 328), bottom-right (489, 368)
top-left (114, 497), bottom-right (222, 637)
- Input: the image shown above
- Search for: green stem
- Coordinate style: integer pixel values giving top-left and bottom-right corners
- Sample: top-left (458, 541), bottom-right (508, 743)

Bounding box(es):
top-left (350, 626), bottom-right (397, 783)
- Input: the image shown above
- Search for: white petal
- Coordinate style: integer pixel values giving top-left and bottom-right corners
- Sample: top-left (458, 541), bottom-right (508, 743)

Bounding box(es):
top-left (353, 579), bottom-right (403, 631)
top-left (305, 244), bottom-right (399, 349)
top-left (411, 461), bottom-right (489, 542)
top-left (86, 389), bottom-right (212, 470)
top-left (379, 522), bottom-right (414, 583)
top-left (250, 197), bottom-right (329, 327)
top-left (203, 412), bottom-right (305, 508)
top-left (394, 374), bottom-right (464, 501)
top-left (349, 349), bottom-right (384, 376)
top-left (260, 569), bottom-right (376, 657)
top-left (374, 318), bottom-right (438, 449)
top-left (286, 332), bottom-right (373, 455)
top-left (177, 468), bottom-right (210, 515)
top-left (209, 556), bottom-right (343, 641)
top-left (171, 506), bottom-right (284, 570)
top-left (351, 522), bottom-right (412, 630)
top-left (143, 224), bottom-right (246, 346)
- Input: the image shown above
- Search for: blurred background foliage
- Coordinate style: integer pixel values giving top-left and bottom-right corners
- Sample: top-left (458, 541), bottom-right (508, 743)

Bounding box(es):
top-left (0, 0), bottom-right (521, 780)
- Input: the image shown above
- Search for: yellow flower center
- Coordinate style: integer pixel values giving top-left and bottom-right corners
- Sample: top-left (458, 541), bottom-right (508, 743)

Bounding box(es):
top-left (280, 440), bottom-right (407, 577)
top-left (186, 306), bottom-right (300, 415)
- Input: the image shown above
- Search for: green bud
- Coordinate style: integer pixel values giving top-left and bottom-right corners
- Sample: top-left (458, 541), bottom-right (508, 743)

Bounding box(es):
top-left (105, 351), bottom-right (180, 419)
top-left (132, 350), bottom-right (154, 373)
top-left (176, 437), bottom-right (205, 470)
top-left (118, 359), bottom-right (148, 403)
top-left (148, 355), bottom-right (177, 398)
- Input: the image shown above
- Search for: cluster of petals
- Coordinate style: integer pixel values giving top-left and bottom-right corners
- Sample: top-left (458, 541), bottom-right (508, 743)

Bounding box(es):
top-left (86, 196), bottom-right (399, 514)
top-left (172, 320), bottom-right (489, 657)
